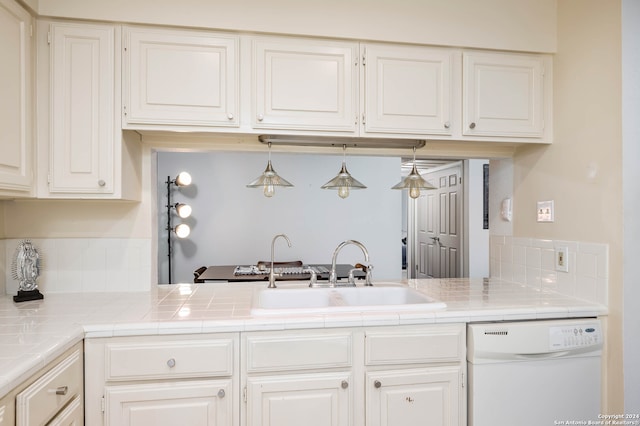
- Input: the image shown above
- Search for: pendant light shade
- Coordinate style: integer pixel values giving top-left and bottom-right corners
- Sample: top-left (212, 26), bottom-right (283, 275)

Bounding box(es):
top-left (391, 147), bottom-right (436, 199)
top-left (321, 145), bottom-right (366, 199)
top-left (246, 142), bottom-right (294, 197)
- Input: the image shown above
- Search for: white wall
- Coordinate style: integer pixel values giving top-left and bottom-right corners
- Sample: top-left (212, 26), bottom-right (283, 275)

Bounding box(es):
top-left (465, 159), bottom-right (490, 278)
top-left (157, 152), bottom-right (403, 283)
top-left (35, 0), bottom-right (557, 53)
top-left (622, 0), bottom-right (640, 413)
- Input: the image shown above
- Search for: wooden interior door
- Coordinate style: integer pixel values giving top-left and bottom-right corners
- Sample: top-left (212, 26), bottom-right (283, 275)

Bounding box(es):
top-left (416, 163), bottom-right (462, 278)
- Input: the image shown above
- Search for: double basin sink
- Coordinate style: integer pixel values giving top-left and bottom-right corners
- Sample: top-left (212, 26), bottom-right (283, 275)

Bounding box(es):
top-left (251, 284), bottom-right (446, 316)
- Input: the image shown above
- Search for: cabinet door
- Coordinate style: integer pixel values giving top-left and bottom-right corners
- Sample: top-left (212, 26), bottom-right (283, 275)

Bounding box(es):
top-left (253, 37), bottom-right (358, 132)
top-left (124, 27), bottom-right (238, 128)
top-left (105, 380), bottom-right (232, 426)
top-left (49, 22), bottom-right (115, 194)
top-left (463, 51), bottom-right (546, 138)
top-left (366, 367), bottom-right (461, 426)
top-left (363, 44), bottom-right (453, 136)
top-left (0, 0), bottom-right (33, 195)
top-left (246, 372), bottom-right (352, 426)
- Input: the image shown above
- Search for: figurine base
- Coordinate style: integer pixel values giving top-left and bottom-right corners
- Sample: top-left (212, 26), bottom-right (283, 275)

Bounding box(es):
top-left (13, 289), bottom-right (44, 303)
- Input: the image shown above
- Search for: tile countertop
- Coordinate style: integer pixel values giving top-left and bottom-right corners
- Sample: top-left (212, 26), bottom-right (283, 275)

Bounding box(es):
top-left (0, 278), bottom-right (607, 399)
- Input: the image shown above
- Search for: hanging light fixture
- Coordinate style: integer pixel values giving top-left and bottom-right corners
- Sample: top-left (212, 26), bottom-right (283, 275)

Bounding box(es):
top-left (246, 142), bottom-right (294, 197)
top-left (391, 146), bottom-right (436, 199)
top-left (321, 145), bottom-right (367, 199)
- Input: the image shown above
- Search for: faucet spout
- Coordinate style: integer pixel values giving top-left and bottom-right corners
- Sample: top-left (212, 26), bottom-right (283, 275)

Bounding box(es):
top-left (329, 240), bottom-right (373, 287)
top-left (268, 234), bottom-right (292, 288)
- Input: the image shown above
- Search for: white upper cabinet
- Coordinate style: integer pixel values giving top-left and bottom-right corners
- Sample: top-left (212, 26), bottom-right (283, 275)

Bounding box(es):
top-left (252, 36), bottom-right (358, 133)
top-left (49, 22), bottom-right (116, 194)
top-left (362, 43), bottom-right (454, 136)
top-left (45, 21), bottom-right (140, 199)
top-left (463, 50), bottom-right (548, 138)
top-left (0, 0), bottom-right (33, 197)
top-left (123, 26), bottom-right (239, 128)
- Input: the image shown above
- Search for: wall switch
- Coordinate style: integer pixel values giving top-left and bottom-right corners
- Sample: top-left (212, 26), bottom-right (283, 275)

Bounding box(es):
top-left (537, 200), bottom-right (554, 222)
top-left (555, 246), bottom-right (569, 272)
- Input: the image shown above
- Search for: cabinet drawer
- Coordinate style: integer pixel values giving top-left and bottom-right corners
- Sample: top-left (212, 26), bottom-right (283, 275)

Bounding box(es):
top-left (245, 332), bottom-right (352, 373)
top-left (105, 338), bottom-right (234, 381)
top-left (16, 348), bottom-right (83, 426)
top-left (365, 325), bottom-right (464, 365)
top-left (48, 395), bottom-right (83, 426)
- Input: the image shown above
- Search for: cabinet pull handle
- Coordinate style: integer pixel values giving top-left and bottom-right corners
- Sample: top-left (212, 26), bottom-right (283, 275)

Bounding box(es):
top-left (217, 389), bottom-right (226, 398)
top-left (55, 386), bottom-right (68, 396)
top-left (227, 113), bottom-right (234, 120)
top-left (374, 380), bottom-right (382, 388)
top-left (257, 114), bottom-right (264, 122)
top-left (167, 358), bottom-right (176, 368)
top-left (469, 122), bottom-right (476, 129)
top-left (341, 380), bottom-right (349, 389)
top-left (444, 121), bottom-right (451, 129)
top-left (98, 179), bottom-right (106, 187)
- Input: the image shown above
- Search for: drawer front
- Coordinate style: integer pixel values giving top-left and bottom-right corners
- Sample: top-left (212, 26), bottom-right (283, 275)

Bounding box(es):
top-left (47, 395), bottom-right (83, 426)
top-left (106, 338), bottom-right (234, 381)
top-left (16, 348), bottom-right (83, 426)
top-left (365, 325), bottom-right (464, 365)
top-left (245, 332), bottom-right (353, 373)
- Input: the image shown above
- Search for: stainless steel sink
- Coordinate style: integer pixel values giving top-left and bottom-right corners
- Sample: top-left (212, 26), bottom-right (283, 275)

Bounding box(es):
top-left (250, 285), bottom-right (446, 316)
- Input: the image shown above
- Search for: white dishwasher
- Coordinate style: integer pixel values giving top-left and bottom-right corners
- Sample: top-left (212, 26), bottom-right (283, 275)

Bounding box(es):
top-left (467, 318), bottom-right (602, 426)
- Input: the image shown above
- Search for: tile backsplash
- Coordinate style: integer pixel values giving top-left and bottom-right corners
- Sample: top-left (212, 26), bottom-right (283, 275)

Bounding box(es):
top-left (490, 235), bottom-right (608, 306)
top-left (3, 238), bottom-right (152, 295)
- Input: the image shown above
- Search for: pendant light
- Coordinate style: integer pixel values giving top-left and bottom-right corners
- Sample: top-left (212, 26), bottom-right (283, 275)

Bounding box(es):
top-left (321, 145), bottom-right (367, 199)
top-left (391, 146), bottom-right (436, 199)
top-left (246, 142), bottom-right (294, 197)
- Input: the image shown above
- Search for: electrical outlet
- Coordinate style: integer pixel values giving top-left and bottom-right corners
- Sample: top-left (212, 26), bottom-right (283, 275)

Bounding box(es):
top-left (555, 246), bottom-right (569, 272)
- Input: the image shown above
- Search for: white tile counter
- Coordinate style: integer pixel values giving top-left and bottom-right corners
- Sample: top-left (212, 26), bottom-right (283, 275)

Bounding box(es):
top-left (0, 278), bottom-right (607, 399)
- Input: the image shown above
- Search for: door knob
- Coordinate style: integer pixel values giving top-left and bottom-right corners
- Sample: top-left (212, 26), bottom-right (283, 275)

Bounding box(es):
top-left (374, 380), bottom-right (382, 388)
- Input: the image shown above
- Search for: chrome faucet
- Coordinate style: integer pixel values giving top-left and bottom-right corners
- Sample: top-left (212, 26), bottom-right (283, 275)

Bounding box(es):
top-left (268, 234), bottom-right (292, 288)
top-left (329, 240), bottom-right (373, 287)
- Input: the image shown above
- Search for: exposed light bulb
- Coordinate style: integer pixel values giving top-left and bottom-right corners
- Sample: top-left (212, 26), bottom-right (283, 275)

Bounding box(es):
top-left (338, 186), bottom-right (350, 199)
top-left (409, 186), bottom-right (421, 199)
top-left (263, 184), bottom-right (275, 198)
top-left (174, 223), bottom-right (191, 238)
top-left (175, 171), bottom-right (192, 187)
top-left (175, 203), bottom-right (192, 218)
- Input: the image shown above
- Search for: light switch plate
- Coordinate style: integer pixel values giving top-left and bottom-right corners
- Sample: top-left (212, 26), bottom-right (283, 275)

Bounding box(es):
top-left (537, 200), bottom-right (554, 222)
top-left (555, 246), bottom-right (569, 272)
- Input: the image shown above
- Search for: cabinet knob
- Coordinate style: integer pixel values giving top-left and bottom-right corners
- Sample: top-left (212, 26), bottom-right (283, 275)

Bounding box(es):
top-left (469, 122), bottom-right (476, 129)
top-left (227, 113), bottom-right (234, 120)
top-left (98, 179), bottom-right (106, 187)
top-left (217, 389), bottom-right (226, 398)
top-left (257, 114), bottom-right (264, 122)
top-left (444, 121), bottom-right (451, 129)
top-left (167, 358), bottom-right (176, 368)
top-left (341, 380), bottom-right (349, 389)
top-left (374, 380), bottom-right (382, 388)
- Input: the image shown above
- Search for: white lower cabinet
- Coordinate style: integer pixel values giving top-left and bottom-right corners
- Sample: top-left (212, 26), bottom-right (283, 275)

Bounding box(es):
top-left (105, 380), bottom-right (232, 426)
top-left (366, 367), bottom-right (461, 426)
top-left (84, 333), bottom-right (240, 426)
top-left (246, 372), bottom-right (352, 426)
top-left (0, 343), bottom-right (84, 426)
top-left (242, 324), bottom-right (465, 426)
top-left (85, 325), bottom-right (465, 426)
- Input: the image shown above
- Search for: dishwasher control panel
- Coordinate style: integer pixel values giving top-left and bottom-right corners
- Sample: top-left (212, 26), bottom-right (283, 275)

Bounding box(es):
top-left (549, 323), bottom-right (602, 350)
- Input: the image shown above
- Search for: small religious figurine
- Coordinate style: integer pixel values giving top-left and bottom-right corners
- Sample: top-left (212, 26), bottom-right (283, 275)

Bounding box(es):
top-left (11, 240), bottom-right (44, 302)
